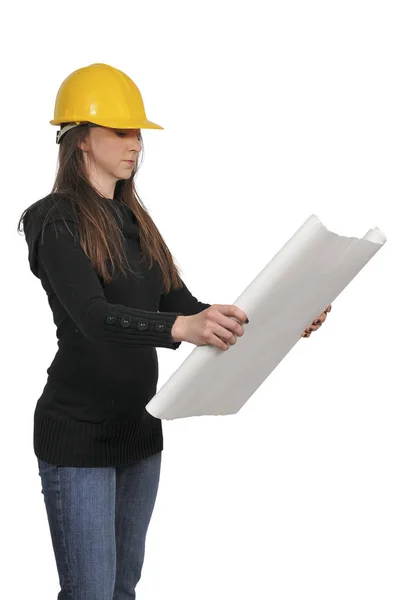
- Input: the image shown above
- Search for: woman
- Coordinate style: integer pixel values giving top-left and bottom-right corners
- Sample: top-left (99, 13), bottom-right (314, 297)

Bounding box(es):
top-left (18, 62), bottom-right (330, 599)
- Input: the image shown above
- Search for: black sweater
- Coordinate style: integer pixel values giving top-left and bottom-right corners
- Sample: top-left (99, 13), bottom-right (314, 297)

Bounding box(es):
top-left (23, 193), bottom-right (211, 467)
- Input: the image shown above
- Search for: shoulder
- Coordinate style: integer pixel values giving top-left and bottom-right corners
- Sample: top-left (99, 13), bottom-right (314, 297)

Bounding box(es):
top-left (23, 192), bottom-right (79, 245)
top-left (24, 193), bottom-right (78, 230)
top-left (23, 193), bottom-right (79, 277)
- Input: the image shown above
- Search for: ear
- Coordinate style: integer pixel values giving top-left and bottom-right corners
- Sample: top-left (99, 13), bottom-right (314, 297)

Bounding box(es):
top-left (77, 139), bottom-right (89, 152)
top-left (77, 129), bottom-right (91, 152)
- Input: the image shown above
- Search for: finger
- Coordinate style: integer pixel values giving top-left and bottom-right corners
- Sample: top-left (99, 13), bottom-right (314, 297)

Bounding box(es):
top-left (231, 316), bottom-right (247, 330)
top-left (305, 323), bottom-right (320, 334)
top-left (213, 323), bottom-right (238, 346)
top-left (313, 312), bottom-right (327, 326)
top-left (311, 318), bottom-right (324, 327)
top-left (217, 313), bottom-right (245, 337)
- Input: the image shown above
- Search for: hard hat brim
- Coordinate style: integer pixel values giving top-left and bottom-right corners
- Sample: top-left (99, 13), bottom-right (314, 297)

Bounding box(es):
top-left (50, 117), bottom-right (164, 130)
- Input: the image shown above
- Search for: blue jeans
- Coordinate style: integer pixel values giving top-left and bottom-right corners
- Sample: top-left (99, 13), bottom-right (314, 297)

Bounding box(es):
top-left (37, 452), bottom-right (162, 599)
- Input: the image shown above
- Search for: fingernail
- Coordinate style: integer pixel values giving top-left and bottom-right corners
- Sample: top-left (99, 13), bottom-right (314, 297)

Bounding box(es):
top-left (245, 318), bottom-right (249, 324)
top-left (315, 320), bottom-right (321, 324)
top-left (308, 328), bottom-right (313, 331)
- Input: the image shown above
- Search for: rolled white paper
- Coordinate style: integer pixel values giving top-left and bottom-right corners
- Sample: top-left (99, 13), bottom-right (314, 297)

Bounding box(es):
top-left (146, 215), bottom-right (387, 420)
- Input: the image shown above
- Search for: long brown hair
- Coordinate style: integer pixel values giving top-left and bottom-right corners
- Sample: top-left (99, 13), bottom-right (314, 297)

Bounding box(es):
top-left (18, 123), bottom-right (184, 293)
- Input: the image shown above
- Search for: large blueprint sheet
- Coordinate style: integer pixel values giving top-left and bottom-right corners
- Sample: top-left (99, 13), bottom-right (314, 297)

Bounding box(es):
top-left (146, 215), bottom-right (387, 420)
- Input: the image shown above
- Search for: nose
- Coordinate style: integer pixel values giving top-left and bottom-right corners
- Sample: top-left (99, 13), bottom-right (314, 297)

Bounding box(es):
top-left (130, 141), bottom-right (142, 153)
top-left (130, 132), bottom-right (142, 153)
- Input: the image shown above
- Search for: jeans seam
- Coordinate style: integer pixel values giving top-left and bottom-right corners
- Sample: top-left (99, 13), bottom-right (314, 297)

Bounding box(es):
top-left (54, 468), bottom-right (74, 599)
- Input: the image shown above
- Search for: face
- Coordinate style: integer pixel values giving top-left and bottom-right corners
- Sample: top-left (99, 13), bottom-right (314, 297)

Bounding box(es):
top-left (78, 126), bottom-right (142, 198)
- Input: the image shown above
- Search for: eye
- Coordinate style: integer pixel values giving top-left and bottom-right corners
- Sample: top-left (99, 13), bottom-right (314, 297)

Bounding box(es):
top-left (116, 131), bottom-right (126, 137)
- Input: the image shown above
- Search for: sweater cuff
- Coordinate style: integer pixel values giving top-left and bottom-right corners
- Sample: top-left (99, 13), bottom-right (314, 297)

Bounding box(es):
top-left (102, 306), bottom-right (184, 349)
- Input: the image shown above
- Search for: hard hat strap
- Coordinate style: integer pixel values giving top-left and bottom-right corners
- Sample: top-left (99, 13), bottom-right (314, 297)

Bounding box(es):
top-left (56, 122), bottom-right (99, 144)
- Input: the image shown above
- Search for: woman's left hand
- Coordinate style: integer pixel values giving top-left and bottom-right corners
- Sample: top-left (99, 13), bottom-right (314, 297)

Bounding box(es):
top-left (302, 304), bottom-right (332, 338)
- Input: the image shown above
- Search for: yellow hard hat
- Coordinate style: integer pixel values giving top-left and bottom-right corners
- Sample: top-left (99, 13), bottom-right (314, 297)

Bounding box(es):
top-left (50, 62), bottom-right (163, 142)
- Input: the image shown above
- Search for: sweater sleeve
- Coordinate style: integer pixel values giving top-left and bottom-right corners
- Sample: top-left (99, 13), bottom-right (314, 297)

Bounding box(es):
top-left (36, 219), bottom-right (183, 349)
top-left (159, 278), bottom-right (211, 316)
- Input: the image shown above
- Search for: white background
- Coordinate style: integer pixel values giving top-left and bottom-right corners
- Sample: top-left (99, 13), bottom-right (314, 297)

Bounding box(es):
top-left (3, 1), bottom-right (397, 598)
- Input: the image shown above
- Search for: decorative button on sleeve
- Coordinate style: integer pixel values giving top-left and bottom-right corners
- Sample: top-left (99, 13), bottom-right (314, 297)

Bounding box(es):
top-left (120, 315), bottom-right (132, 328)
top-left (137, 319), bottom-right (148, 331)
top-left (35, 219), bottom-right (183, 350)
top-left (104, 313), bottom-right (117, 325)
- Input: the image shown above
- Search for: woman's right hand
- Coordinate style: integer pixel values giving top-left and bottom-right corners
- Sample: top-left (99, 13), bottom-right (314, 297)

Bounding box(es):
top-left (171, 305), bottom-right (249, 351)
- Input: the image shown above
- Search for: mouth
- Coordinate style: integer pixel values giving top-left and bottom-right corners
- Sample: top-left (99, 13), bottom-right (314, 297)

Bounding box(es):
top-left (123, 160), bottom-right (135, 165)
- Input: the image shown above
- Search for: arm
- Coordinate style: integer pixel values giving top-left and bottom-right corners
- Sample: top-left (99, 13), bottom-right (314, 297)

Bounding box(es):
top-left (159, 278), bottom-right (211, 316)
top-left (36, 220), bottom-right (183, 349)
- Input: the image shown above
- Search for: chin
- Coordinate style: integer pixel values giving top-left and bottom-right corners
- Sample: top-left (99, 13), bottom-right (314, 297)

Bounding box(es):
top-left (117, 172), bottom-right (133, 180)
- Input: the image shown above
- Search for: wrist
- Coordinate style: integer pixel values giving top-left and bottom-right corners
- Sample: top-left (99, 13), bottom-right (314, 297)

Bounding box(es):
top-left (171, 315), bottom-right (186, 342)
